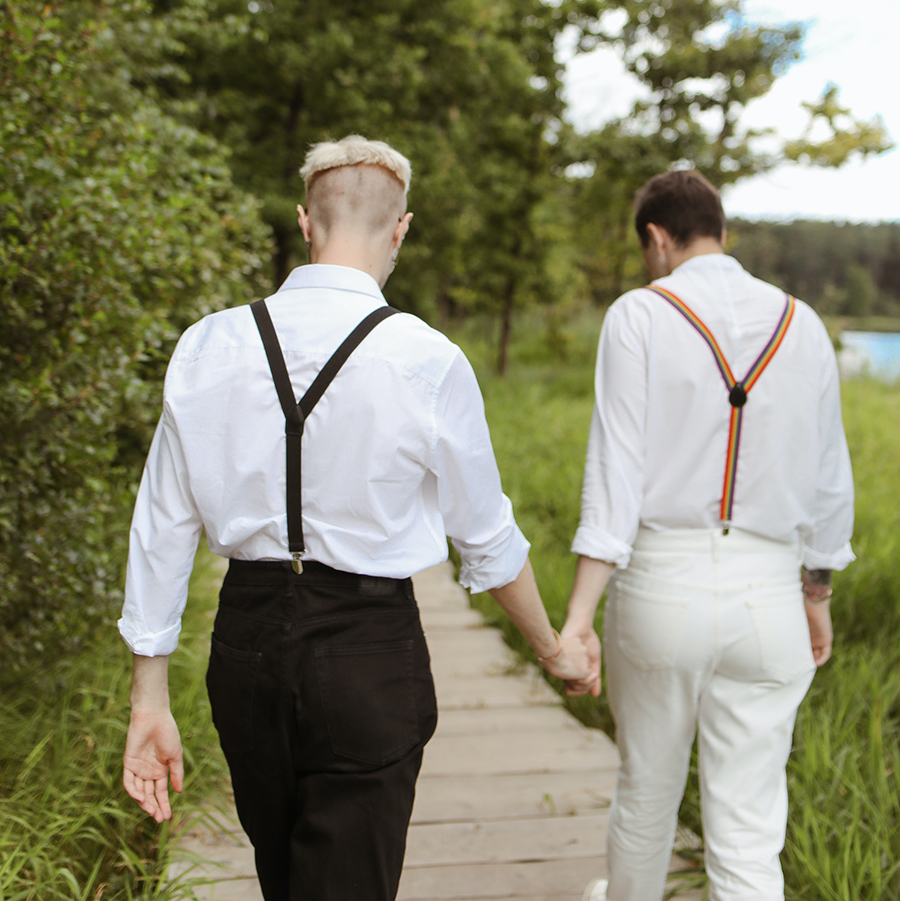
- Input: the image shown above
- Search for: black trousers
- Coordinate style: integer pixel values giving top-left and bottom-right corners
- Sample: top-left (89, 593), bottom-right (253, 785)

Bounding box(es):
top-left (206, 560), bottom-right (438, 901)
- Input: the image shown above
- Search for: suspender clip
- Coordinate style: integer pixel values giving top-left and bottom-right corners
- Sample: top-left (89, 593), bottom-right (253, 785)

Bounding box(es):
top-left (291, 552), bottom-right (304, 575)
top-left (728, 382), bottom-right (747, 408)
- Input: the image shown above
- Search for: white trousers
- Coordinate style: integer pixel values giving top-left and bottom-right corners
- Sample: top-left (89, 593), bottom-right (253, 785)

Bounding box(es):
top-left (604, 528), bottom-right (816, 901)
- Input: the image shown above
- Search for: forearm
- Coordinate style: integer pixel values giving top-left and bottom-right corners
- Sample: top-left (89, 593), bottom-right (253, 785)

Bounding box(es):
top-left (488, 557), bottom-right (558, 660)
top-left (564, 555), bottom-right (615, 633)
top-left (130, 654), bottom-right (172, 713)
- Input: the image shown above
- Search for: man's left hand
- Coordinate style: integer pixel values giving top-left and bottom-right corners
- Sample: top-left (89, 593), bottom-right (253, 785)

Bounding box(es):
top-left (805, 598), bottom-right (833, 667)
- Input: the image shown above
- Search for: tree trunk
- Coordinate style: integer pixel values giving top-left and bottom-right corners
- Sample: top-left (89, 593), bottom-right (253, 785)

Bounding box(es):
top-left (271, 80), bottom-right (305, 290)
top-left (611, 209), bottom-right (630, 300)
top-left (273, 225), bottom-right (291, 290)
top-left (436, 273), bottom-right (453, 331)
top-left (284, 81), bottom-right (305, 182)
top-left (497, 272), bottom-right (516, 377)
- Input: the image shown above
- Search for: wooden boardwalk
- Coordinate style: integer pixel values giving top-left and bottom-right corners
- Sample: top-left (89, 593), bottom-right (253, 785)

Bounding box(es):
top-left (169, 563), bottom-right (700, 900)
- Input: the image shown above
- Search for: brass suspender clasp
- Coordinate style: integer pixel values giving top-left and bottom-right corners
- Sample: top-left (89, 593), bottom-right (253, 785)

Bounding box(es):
top-left (291, 553), bottom-right (304, 575)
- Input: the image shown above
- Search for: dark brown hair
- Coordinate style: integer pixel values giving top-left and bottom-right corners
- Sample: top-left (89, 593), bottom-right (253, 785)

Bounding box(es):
top-left (634, 169), bottom-right (725, 248)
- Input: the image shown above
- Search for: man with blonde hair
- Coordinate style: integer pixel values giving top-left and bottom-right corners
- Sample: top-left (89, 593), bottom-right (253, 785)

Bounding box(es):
top-left (119, 135), bottom-right (589, 900)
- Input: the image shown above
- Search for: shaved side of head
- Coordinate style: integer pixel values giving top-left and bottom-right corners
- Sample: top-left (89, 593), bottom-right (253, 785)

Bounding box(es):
top-left (307, 163), bottom-right (406, 241)
top-left (300, 135), bottom-right (412, 243)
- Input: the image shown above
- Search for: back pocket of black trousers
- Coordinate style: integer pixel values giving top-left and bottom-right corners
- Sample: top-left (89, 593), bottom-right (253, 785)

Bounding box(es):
top-left (315, 639), bottom-right (418, 766)
top-left (206, 636), bottom-right (262, 754)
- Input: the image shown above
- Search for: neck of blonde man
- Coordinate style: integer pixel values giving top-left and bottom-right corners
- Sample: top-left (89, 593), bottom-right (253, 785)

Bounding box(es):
top-left (309, 227), bottom-right (395, 288)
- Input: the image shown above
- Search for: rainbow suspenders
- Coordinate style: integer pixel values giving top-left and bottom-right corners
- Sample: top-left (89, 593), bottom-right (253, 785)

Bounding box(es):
top-left (645, 285), bottom-right (796, 534)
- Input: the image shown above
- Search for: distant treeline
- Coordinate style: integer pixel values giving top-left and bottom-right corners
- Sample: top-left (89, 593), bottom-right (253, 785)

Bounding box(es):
top-left (729, 219), bottom-right (900, 318)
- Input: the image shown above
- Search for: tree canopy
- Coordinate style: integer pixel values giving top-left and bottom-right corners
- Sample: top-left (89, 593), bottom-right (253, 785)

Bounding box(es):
top-left (564, 0), bottom-right (893, 307)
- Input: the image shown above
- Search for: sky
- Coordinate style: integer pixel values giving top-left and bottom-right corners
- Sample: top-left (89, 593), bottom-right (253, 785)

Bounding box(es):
top-left (562, 0), bottom-right (900, 223)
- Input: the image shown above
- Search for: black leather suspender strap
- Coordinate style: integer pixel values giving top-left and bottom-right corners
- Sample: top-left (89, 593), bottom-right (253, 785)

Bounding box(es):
top-left (250, 300), bottom-right (399, 573)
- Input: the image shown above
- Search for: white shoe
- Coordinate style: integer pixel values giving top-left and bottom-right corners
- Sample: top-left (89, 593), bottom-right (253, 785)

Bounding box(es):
top-left (582, 878), bottom-right (608, 901)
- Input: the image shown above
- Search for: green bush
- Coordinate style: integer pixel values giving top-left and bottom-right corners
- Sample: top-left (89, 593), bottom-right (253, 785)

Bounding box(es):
top-left (0, 2), bottom-right (269, 680)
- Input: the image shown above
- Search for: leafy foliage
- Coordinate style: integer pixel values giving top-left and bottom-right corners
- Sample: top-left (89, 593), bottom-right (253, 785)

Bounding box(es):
top-left (785, 85), bottom-right (895, 168)
top-left (144, 0), bottom-right (610, 369)
top-left (139, 0), bottom-right (894, 357)
top-left (565, 0), bottom-right (893, 306)
top-left (0, 1), bottom-right (269, 680)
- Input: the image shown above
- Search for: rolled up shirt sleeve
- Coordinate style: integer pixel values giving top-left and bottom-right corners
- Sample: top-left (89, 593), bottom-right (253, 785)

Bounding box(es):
top-left (801, 342), bottom-right (855, 572)
top-left (431, 352), bottom-right (530, 593)
top-left (572, 301), bottom-right (647, 568)
top-left (118, 405), bottom-right (203, 657)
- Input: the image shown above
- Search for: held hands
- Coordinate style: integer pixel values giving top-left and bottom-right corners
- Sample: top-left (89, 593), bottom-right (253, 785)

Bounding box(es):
top-left (537, 632), bottom-right (592, 683)
top-left (123, 709), bottom-right (184, 823)
top-left (559, 621), bottom-right (602, 697)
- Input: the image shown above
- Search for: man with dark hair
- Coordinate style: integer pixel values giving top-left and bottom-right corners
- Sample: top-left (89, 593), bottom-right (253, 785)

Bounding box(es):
top-left (118, 135), bottom-right (589, 901)
top-left (633, 169), bottom-right (726, 249)
top-left (561, 169), bottom-right (854, 901)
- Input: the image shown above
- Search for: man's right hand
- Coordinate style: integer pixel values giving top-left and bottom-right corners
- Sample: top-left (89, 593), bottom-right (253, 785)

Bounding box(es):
top-left (123, 709), bottom-right (184, 823)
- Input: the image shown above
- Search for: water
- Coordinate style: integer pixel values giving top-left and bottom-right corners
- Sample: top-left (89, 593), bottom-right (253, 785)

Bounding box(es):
top-left (838, 331), bottom-right (900, 383)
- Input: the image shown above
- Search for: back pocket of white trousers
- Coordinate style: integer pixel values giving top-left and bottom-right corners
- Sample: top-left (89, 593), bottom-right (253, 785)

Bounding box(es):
top-left (315, 638), bottom-right (419, 766)
top-left (612, 581), bottom-right (690, 671)
top-left (747, 594), bottom-right (816, 683)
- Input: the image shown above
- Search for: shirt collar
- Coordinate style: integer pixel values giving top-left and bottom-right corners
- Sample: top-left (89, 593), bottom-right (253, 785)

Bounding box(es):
top-left (277, 264), bottom-right (386, 303)
top-left (672, 253), bottom-right (744, 276)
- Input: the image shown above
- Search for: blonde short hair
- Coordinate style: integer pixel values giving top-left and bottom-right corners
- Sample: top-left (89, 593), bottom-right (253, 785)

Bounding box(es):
top-left (300, 135), bottom-right (411, 194)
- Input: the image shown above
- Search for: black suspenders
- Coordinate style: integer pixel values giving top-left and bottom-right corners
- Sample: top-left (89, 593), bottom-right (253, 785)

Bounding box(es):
top-left (250, 300), bottom-right (399, 573)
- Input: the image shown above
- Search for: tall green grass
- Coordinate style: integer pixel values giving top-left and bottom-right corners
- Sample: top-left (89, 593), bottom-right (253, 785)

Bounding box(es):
top-left (781, 379), bottom-right (900, 900)
top-left (0, 549), bottom-right (226, 900)
top-left (454, 308), bottom-right (900, 900)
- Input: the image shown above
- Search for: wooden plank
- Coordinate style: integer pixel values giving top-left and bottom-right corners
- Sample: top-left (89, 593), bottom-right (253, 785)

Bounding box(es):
top-left (421, 607), bottom-right (485, 629)
top-left (426, 628), bottom-right (516, 655)
top-left (420, 730), bottom-right (617, 777)
top-left (403, 815), bottom-right (608, 868)
top-left (397, 857), bottom-right (606, 900)
top-left (431, 673), bottom-right (563, 709)
top-left (170, 877), bottom-right (264, 901)
top-left (169, 840), bottom-right (256, 880)
top-left (429, 650), bottom-right (521, 680)
top-left (411, 771), bottom-right (617, 823)
top-left (433, 707), bottom-right (590, 736)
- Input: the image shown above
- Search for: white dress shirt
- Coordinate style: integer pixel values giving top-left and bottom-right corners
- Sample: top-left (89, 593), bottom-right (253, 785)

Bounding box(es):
top-left (119, 264), bottom-right (529, 657)
top-left (572, 253), bottom-right (855, 571)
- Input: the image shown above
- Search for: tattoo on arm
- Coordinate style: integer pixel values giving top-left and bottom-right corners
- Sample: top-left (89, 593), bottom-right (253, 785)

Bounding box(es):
top-left (802, 567), bottom-right (832, 587)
